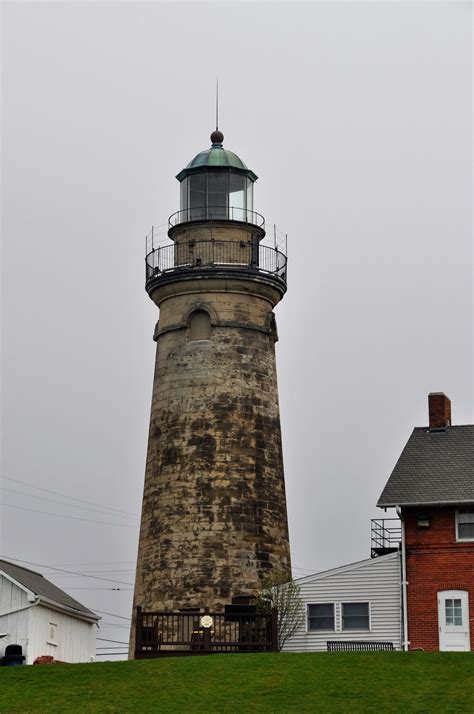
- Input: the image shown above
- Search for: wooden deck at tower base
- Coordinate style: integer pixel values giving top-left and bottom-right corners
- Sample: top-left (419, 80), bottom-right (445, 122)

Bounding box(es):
top-left (134, 606), bottom-right (279, 658)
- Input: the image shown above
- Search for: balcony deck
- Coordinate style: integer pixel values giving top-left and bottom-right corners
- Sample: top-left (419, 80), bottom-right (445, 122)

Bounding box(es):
top-left (371, 518), bottom-right (401, 558)
top-left (144, 209), bottom-right (287, 295)
top-left (145, 239), bottom-right (287, 293)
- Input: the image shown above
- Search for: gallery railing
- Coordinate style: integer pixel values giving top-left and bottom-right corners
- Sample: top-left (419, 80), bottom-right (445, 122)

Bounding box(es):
top-left (169, 206), bottom-right (265, 229)
top-left (135, 606), bottom-right (278, 658)
top-left (145, 240), bottom-right (287, 285)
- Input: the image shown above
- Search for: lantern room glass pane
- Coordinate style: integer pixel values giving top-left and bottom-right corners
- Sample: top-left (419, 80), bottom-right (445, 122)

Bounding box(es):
top-left (229, 173), bottom-right (245, 222)
top-left (246, 179), bottom-right (254, 218)
top-left (180, 177), bottom-right (188, 213)
top-left (208, 172), bottom-right (228, 219)
top-left (189, 174), bottom-right (206, 221)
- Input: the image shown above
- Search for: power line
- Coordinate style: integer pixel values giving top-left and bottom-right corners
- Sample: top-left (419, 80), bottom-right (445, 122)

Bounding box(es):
top-left (292, 564), bottom-right (319, 573)
top-left (0, 555), bottom-right (134, 587)
top-left (0, 487), bottom-right (138, 522)
top-left (1, 475), bottom-right (139, 519)
top-left (42, 569), bottom-right (135, 576)
top-left (42, 561), bottom-right (135, 567)
top-left (63, 588), bottom-right (133, 591)
top-left (3, 503), bottom-right (137, 529)
top-left (93, 609), bottom-right (131, 621)
top-left (97, 637), bottom-right (129, 645)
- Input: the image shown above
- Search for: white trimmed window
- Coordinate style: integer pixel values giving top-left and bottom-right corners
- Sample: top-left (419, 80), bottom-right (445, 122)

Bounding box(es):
top-left (341, 602), bottom-right (370, 631)
top-left (307, 603), bottom-right (335, 631)
top-left (456, 509), bottom-right (474, 541)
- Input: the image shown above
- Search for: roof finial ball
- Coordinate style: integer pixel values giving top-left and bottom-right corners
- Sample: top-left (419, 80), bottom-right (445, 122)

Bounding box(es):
top-left (210, 129), bottom-right (224, 146)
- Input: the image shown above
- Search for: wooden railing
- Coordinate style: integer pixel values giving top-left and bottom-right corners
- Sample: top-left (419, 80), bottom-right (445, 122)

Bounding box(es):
top-left (135, 606), bottom-right (278, 658)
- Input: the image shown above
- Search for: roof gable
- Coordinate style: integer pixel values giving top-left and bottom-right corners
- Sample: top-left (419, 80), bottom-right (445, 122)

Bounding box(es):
top-left (378, 425), bottom-right (474, 507)
top-left (0, 570), bottom-right (36, 601)
top-left (294, 552), bottom-right (399, 585)
top-left (0, 560), bottom-right (98, 619)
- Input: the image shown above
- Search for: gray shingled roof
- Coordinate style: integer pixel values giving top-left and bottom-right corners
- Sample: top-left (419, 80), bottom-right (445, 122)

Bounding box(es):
top-left (377, 425), bottom-right (474, 507)
top-left (0, 560), bottom-right (98, 619)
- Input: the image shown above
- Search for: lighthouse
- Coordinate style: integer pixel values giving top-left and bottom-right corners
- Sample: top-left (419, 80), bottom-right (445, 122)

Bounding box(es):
top-left (131, 128), bottom-right (291, 650)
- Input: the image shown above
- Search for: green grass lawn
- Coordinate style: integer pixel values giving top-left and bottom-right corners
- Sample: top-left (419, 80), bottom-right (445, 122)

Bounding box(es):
top-left (0, 652), bottom-right (473, 713)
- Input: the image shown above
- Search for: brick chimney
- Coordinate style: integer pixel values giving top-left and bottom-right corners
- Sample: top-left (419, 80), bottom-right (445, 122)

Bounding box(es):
top-left (428, 392), bottom-right (451, 429)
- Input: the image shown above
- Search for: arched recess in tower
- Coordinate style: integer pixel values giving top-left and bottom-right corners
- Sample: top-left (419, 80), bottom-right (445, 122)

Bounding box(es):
top-left (189, 310), bottom-right (212, 340)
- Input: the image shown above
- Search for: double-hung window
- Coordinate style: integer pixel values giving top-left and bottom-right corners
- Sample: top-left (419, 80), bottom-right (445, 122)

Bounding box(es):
top-left (456, 509), bottom-right (474, 541)
top-left (342, 602), bottom-right (370, 631)
top-left (307, 603), bottom-right (335, 631)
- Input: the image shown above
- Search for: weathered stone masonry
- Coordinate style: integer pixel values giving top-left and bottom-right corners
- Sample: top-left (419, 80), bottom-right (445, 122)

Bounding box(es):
top-left (132, 270), bottom-right (291, 619)
top-left (130, 133), bottom-right (291, 656)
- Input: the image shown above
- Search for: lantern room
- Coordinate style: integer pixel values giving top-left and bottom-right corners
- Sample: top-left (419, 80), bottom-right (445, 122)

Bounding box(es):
top-left (175, 130), bottom-right (258, 224)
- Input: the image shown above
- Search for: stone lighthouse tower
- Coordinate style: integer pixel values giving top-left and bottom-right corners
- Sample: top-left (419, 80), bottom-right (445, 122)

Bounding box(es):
top-left (131, 129), bottom-right (291, 638)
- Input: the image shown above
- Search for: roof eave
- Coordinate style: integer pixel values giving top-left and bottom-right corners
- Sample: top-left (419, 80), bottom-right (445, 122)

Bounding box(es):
top-left (175, 165), bottom-right (258, 182)
top-left (377, 498), bottom-right (474, 508)
top-left (294, 551), bottom-right (400, 584)
top-left (36, 595), bottom-right (100, 623)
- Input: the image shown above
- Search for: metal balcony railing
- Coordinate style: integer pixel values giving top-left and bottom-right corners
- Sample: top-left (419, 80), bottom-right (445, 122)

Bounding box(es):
top-left (145, 240), bottom-right (287, 286)
top-left (371, 518), bottom-right (401, 558)
top-left (168, 206), bottom-right (265, 229)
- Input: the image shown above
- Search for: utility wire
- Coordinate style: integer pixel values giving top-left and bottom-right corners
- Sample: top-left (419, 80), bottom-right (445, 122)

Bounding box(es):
top-left (0, 555), bottom-right (134, 587)
top-left (42, 569), bottom-right (135, 576)
top-left (97, 638), bottom-right (129, 645)
top-left (292, 564), bottom-right (319, 573)
top-left (42, 561), bottom-right (135, 567)
top-left (3, 503), bottom-right (137, 529)
top-left (0, 487), bottom-right (138, 521)
top-left (93, 609), bottom-right (131, 621)
top-left (63, 586), bottom-right (133, 592)
top-left (1, 475), bottom-right (139, 519)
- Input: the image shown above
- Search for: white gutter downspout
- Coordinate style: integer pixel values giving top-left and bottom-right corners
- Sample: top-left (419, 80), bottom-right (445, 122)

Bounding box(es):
top-left (397, 506), bottom-right (409, 651)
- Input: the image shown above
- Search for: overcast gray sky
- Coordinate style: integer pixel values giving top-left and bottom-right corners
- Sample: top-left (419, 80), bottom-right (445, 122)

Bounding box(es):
top-left (2, 1), bottom-right (472, 659)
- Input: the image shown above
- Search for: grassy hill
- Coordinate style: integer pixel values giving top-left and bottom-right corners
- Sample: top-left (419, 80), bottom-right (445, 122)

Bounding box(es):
top-left (1, 652), bottom-right (473, 713)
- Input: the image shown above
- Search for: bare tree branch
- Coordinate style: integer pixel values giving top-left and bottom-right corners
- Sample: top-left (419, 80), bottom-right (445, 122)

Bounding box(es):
top-left (253, 571), bottom-right (304, 650)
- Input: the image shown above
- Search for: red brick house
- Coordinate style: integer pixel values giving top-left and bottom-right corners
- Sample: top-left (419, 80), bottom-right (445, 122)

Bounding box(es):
top-left (377, 393), bottom-right (473, 652)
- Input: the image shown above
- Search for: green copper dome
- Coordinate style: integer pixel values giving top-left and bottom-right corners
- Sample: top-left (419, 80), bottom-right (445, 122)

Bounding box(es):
top-left (176, 131), bottom-right (257, 182)
top-left (186, 147), bottom-right (248, 171)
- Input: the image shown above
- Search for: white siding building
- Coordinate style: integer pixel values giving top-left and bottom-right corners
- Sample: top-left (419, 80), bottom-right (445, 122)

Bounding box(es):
top-left (284, 552), bottom-right (402, 652)
top-left (0, 560), bottom-right (99, 664)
